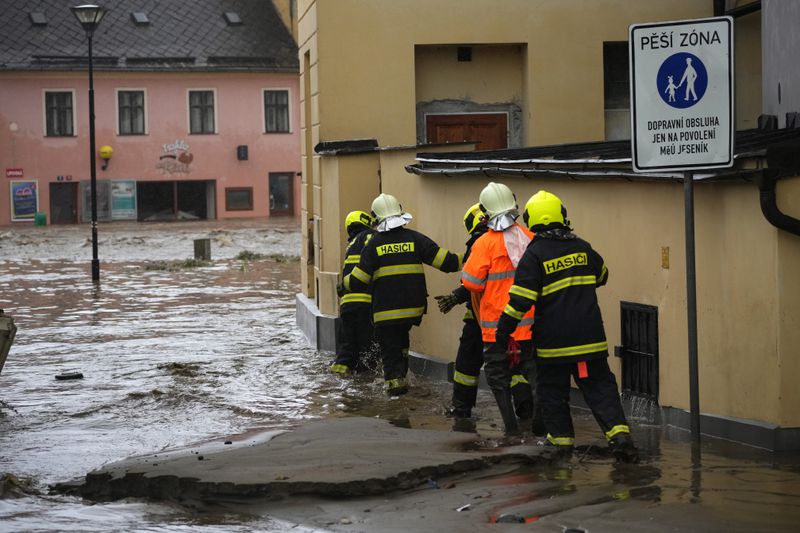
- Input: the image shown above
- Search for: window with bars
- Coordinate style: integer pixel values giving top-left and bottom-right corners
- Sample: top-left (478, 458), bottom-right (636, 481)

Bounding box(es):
top-left (264, 89), bottom-right (290, 133)
top-left (118, 90), bottom-right (145, 135)
top-left (45, 91), bottom-right (74, 137)
top-left (616, 301), bottom-right (659, 400)
top-left (189, 90), bottom-right (215, 134)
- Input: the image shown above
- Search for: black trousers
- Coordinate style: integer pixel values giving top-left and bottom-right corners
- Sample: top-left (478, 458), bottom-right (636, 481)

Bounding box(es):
top-left (483, 339), bottom-right (536, 420)
top-left (451, 319), bottom-right (484, 414)
top-left (333, 307), bottom-right (374, 371)
top-left (537, 358), bottom-right (629, 442)
top-left (374, 323), bottom-right (411, 389)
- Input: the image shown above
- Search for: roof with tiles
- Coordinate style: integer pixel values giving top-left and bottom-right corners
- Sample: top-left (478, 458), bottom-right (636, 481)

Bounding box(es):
top-left (0, 0), bottom-right (298, 73)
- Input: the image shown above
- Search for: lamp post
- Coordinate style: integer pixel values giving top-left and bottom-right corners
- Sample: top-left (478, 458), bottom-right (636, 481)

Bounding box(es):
top-left (71, 4), bottom-right (107, 283)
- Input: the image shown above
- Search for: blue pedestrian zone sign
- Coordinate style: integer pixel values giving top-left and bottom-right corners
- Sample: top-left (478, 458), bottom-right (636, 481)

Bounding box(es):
top-left (658, 53), bottom-right (708, 109)
top-left (630, 17), bottom-right (734, 172)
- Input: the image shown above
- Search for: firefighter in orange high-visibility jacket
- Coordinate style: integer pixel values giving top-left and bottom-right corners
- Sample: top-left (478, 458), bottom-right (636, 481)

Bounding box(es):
top-left (332, 210), bottom-right (376, 375)
top-left (460, 183), bottom-right (539, 435)
top-left (495, 190), bottom-right (639, 463)
top-left (344, 193), bottom-right (462, 396)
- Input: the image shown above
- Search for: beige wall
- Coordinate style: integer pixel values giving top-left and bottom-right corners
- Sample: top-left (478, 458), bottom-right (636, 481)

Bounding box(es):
top-left (306, 0), bottom-right (710, 147)
top-left (735, 10), bottom-right (763, 129)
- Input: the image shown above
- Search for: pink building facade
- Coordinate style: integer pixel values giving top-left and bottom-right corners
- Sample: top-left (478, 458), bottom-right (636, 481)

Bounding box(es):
top-left (0, 72), bottom-right (301, 225)
top-left (0, 0), bottom-right (300, 226)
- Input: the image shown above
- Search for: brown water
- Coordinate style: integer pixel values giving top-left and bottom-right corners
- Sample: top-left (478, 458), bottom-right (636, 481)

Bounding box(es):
top-left (1, 219), bottom-right (799, 532)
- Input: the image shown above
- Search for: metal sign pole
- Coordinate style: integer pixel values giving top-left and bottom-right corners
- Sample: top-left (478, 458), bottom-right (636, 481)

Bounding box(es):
top-left (684, 170), bottom-right (701, 443)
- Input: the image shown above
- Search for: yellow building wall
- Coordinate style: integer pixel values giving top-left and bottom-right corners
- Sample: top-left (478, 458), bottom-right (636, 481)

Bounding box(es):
top-left (777, 176), bottom-right (800, 426)
top-left (309, 0), bottom-right (709, 147)
top-left (734, 10), bottom-right (763, 129)
top-left (415, 45), bottom-right (524, 104)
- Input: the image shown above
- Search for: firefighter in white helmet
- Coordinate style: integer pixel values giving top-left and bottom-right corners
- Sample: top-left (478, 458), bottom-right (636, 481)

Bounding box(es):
top-left (461, 182), bottom-right (541, 435)
top-left (344, 193), bottom-right (462, 395)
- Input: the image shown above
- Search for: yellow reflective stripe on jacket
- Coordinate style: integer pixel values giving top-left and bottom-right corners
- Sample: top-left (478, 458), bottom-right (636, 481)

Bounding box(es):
top-left (340, 293), bottom-right (371, 305)
top-left (374, 306), bottom-right (425, 323)
top-left (373, 264), bottom-right (425, 280)
top-left (344, 254), bottom-right (361, 265)
top-left (599, 264), bottom-right (608, 283)
top-left (509, 284), bottom-right (539, 302)
top-left (605, 424), bottom-right (630, 440)
top-left (541, 275), bottom-right (597, 296)
top-left (463, 309), bottom-right (474, 320)
top-left (510, 374), bottom-right (529, 387)
top-left (351, 266), bottom-right (371, 285)
top-left (503, 304), bottom-right (525, 321)
top-left (454, 370), bottom-right (478, 387)
top-left (432, 248), bottom-right (448, 269)
top-left (547, 434), bottom-right (575, 446)
top-left (537, 341), bottom-right (608, 359)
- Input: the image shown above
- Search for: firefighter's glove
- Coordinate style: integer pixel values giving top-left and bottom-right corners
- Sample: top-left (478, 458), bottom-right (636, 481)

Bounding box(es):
top-left (434, 293), bottom-right (459, 314)
top-left (336, 281), bottom-right (345, 297)
top-left (507, 338), bottom-right (522, 369)
top-left (486, 331), bottom-right (511, 357)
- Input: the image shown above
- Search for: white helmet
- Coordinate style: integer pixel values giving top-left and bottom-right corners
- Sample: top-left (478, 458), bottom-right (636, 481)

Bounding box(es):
top-left (371, 193), bottom-right (403, 222)
top-left (479, 182), bottom-right (517, 218)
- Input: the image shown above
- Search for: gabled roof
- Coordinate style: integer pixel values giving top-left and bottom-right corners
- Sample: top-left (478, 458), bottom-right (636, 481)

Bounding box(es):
top-left (0, 0), bottom-right (298, 73)
top-left (407, 128), bottom-right (800, 182)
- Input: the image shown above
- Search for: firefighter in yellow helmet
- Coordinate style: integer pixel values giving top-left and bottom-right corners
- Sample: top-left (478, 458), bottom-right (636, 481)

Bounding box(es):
top-left (344, 193), bottom-right (462, 396)
top-left (331, 210), bottom-right (377, 374)
top-left (495, 190), bottom-right (639, 462)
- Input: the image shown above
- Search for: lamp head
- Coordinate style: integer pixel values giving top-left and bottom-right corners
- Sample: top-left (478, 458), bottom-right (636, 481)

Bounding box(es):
top-left (71, 4), bottom-right (107, 35)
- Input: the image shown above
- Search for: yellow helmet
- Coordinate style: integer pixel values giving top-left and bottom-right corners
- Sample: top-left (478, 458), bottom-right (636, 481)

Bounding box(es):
top-left (463, 203), bottom-right (486, 235)
top-left (479, 182), bottom-right (516, 218)
top-left (345, 210), bottom-right (373, 234)
top-left (523, 190), bottom-right (569, 230)
top-left (371, 193), bottom-right (403, 222)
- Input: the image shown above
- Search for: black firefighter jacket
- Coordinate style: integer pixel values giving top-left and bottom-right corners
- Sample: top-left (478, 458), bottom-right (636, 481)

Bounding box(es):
top-left (339, 229), bottom-right (374, 313)
top-left (345, 226), bottom-right (462, 326)
top-left (496, 229), bottom-right (610, 365)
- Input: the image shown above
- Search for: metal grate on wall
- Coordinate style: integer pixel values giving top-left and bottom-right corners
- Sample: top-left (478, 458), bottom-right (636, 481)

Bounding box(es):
top-left (615, 301), bottom-right (659, 401)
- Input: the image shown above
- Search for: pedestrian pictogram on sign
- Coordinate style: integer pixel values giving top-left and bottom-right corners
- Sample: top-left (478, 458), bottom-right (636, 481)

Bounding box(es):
top-left (630, 17), bottom-right (734, 172)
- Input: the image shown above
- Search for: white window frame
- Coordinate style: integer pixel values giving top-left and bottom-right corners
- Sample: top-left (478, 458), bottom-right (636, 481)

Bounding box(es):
top-left (115, 87), bottom-right (149, 136)
top-left (42, 89), bottom-right (77, 138)
top-left (262, 87), bottom-right (292, 134)
top-left (187, 88), bottom-right (218, 134)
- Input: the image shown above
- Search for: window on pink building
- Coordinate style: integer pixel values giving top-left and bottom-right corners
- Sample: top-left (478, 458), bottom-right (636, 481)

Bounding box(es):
top-left (189, 90), bottom-right (215, 134)
top-left (45, 91), bottom-right (74, 137)
top-left (225, 187), bottom-right (253, 211)
top-left (118, 90), bottom-right (145, 135)
top-left (264, 90), bottom-right (290, 133)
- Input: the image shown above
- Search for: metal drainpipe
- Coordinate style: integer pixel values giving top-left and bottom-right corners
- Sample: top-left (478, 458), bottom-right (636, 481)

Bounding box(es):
top-left (757, 169), bottom-right (800, 237)
top-left (714, 0), bottom-right (726, 17)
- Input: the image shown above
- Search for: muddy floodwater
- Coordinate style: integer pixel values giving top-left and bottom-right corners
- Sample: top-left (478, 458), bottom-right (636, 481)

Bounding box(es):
top-left (1, 219), bottom-right (800, 532)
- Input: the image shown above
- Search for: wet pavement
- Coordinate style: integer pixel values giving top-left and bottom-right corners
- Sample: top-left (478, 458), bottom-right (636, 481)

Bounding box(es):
top-left (1, 219), bottom-right (800, 532)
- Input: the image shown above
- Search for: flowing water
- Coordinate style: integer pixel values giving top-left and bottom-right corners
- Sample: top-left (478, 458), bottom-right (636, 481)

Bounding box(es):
top-left (1, 219), bottom-right (799, 532)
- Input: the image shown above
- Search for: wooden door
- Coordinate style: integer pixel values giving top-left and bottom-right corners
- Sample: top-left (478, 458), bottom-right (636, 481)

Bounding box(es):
top-left (425, 113), bottom-right (508, 150)
top-left (269, 172), bottom-right (294, 216)
top-left (49, 182), bottom-right (78, 224)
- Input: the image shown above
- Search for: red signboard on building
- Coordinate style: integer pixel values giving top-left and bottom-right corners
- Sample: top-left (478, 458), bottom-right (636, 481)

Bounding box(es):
top-left (5, 168), bottom-right (23, 178)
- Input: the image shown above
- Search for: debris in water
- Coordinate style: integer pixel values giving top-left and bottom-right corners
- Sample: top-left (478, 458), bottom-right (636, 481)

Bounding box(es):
top-left (456, 504), bottom-right (471, 512)
top-left (55, 372), bottom-right (83, 381)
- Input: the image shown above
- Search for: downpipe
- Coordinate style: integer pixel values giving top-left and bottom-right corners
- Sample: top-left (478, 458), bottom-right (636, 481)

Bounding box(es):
top-left (759, 142), bottom-right (800, 237)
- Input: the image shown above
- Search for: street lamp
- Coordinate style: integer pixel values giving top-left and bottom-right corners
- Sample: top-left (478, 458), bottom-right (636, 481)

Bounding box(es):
top-left (71, 4), bottom-right (107, 283)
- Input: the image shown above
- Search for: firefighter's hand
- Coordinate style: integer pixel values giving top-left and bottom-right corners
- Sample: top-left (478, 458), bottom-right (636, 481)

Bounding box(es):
top-left (486, 331), bottom-right (510, 356)
top-left (336, 281), bottom-right (345, 297)
top-left (434, 293), bottom-right (459, 314)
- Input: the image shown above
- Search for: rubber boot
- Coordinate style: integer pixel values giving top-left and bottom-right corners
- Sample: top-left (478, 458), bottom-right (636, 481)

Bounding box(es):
top-left (609, 433), bottom-right (640, 464)
top-left (492, 388), bottom-right (519, 435)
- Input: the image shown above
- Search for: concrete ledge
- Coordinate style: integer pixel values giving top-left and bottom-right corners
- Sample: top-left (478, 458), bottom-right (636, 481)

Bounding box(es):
top-left (295, 293), bottom-right (337, 353)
